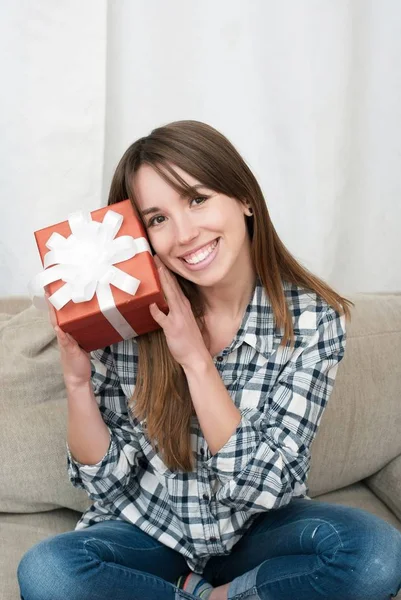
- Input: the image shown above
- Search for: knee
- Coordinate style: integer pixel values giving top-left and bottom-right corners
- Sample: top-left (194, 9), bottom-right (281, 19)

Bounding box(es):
top-left (17, 534), bottom-right (85, 600)
top-left (308, 509), bottom-right (401, 599)
top-left (337, 514), bottom-right (401, 599)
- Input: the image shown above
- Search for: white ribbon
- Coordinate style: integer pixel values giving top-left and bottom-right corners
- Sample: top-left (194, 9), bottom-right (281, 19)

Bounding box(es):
top-left (29, 208), bottom-right (152, 340)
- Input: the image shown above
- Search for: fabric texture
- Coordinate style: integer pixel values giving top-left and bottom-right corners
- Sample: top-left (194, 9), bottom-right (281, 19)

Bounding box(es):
top-left (0, 297), bottom-right (91, 513)
top-left (366, 453), bottom-right (401, 522)
top-left (307, 292), bottom-right (401, 496)
top-left (176, 573), bottom-right (213, 598)
top-left (66, 277), bottom-right (347, 573)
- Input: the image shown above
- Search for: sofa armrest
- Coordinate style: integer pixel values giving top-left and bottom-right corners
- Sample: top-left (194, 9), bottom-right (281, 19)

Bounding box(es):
top-left (365, 454), bottom-right (401, 521)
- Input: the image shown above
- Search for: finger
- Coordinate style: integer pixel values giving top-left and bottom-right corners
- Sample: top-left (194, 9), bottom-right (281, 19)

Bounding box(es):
top-left (156, 263), bottom-right (173, 306)
top-left (45, 293), bottom-right (58, 328)
top-left (157, 260), bottom-right (188, 298)
top-left (55, 326), bottom-right (68, 347)
top-left (149, 302), bottom-right (168, 327)
top-left (157, 263), bottom-right (184, 308)
top-left (55, 326), bottom-right (76, 349)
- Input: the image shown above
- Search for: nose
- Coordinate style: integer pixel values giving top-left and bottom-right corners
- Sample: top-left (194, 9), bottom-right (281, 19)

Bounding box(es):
top-left (174, 213), bottom-right (200, 247)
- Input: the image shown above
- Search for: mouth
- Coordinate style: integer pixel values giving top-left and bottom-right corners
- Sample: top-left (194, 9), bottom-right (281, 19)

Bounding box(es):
top-left (179, 237), bottom-right (220, 270)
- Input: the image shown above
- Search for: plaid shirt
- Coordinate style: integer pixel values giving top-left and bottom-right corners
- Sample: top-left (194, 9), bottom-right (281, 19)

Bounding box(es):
top-left (66, 277), bottom-right (347, 574)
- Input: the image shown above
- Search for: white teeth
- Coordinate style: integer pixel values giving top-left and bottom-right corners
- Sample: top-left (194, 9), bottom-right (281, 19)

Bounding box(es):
top-left (183, 239), bottom-right (218, 264)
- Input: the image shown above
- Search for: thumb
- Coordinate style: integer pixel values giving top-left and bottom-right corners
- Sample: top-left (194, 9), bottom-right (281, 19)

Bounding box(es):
top-left (55, 326), bottom-right (76, 349)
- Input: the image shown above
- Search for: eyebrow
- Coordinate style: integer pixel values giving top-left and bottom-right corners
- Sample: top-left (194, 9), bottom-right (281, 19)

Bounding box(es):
top-left (140, 184), bottom-right (209, 217)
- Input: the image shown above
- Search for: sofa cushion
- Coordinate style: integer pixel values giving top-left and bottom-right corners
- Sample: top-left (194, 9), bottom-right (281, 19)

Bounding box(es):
top-left (365, 454), bottom-right (401, 522)
top-left (313, 480), bottom-right (401, 534)
top-left (0, 298), bottom-right (91, 513)
top-left (0, 509), bottom-right (81, 600)
top-left (308, 292), bottom-right (401, 496)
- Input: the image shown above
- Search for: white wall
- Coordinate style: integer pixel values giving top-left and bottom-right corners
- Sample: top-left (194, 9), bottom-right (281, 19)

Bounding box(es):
top-left (0, 1), bottom-right (107, 295)
top-left (1, 0), bottom-right (401, 296)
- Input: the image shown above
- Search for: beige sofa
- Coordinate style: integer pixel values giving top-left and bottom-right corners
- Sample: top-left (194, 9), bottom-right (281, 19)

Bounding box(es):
top-left (1, 293), bottom-right (401, 600)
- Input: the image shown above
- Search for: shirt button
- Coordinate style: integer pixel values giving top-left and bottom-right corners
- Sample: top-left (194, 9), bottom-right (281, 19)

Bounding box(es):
top-left (210, 536), bottom-right (217, 542)
top-left (217, 356), bottom-right (223, 362)
top-left (202, 493), bottom-right (209, 501)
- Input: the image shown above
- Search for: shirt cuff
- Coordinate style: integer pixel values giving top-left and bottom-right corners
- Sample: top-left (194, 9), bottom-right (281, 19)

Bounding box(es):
top-left (202, 415), bottom-right (259, 481)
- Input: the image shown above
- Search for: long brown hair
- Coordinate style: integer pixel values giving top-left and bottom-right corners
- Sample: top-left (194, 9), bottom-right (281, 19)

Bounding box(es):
top-left (107, 120), bottom-right (354, 473)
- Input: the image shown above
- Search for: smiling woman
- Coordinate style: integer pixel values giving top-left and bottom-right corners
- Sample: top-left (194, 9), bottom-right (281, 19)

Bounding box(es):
top-left (17, 120), bottom-right (401, 600)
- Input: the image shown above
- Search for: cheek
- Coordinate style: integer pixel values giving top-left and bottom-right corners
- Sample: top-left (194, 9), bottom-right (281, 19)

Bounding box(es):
top-left (208, 211), bottom-right (229, 231)
top-left (147, 232), bottom-right (171, 257)
top-left (222, 212), bottom-right (247, 235)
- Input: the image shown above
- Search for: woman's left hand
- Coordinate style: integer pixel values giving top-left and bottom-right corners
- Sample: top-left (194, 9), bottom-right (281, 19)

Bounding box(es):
top-left (149, 255), bottom-right (210, 369)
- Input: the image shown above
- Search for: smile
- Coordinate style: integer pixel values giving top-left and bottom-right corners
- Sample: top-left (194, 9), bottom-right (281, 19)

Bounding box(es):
top-left (182, 239), bottom-right (218, 264)
top-left (179, 238), bottom-right (220, 271)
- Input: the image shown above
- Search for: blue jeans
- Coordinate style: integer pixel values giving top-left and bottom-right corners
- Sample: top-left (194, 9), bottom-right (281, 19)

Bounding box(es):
top-left (18, 498), bottom-right (401, 600)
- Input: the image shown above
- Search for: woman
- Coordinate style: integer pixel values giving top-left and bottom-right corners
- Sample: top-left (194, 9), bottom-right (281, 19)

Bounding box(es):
top-left (18, 120), bottom-right (401, 599)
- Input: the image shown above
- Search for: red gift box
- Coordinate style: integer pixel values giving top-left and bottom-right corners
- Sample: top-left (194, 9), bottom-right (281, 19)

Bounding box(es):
top-left (31, 199), bottom-right (168, 352)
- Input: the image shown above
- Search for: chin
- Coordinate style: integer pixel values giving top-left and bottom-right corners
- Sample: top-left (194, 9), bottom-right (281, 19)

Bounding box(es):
top-left (189, 267), bottom-right (232, 288)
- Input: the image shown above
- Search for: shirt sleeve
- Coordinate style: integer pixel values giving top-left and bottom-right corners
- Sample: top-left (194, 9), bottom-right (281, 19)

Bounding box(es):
top-left (66, 344), bottom-right (141, 502)
top-left (203, 304), bottom-right (347, 512)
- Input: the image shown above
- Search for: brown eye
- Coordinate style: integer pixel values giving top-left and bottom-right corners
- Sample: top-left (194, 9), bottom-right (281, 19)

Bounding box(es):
top-left (147, 215), bottom-right (165, 227)
top-left (191, 196), bottom-right (208, 206)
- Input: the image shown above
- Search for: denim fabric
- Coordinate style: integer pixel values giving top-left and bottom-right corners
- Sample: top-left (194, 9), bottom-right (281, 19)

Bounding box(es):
top-left (18, 499), bottom-right (401, 600)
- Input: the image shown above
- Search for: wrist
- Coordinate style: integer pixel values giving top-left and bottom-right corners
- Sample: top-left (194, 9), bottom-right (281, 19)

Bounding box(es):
top-left (181, 352), bottom-right (214, 376)
top-left (65, 379), bottom-right (93, 396)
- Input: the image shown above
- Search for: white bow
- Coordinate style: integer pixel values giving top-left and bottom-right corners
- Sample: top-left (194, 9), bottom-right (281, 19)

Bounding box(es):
top-left (29, 208), bottom-right (151, 340)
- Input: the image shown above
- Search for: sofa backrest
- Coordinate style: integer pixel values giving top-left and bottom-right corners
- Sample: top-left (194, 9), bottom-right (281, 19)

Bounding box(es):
top-left (308, 292), bottom-right (401, 496)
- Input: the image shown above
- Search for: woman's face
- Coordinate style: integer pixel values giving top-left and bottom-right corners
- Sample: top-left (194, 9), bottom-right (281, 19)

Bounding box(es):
top-left (132, 163), bottom-right (252, 288)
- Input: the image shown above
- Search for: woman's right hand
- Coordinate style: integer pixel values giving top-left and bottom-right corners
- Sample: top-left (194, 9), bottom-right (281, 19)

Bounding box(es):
top-left (46, 292), bottom-right (92, 389)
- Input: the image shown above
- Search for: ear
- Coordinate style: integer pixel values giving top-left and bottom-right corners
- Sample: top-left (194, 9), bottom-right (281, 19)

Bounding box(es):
top-left (241, 200), bottom-right (253, 217)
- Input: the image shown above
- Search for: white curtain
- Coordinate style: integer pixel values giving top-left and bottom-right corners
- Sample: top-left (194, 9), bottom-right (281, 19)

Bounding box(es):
top-left (1, 0), bottom-right (400, 296)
